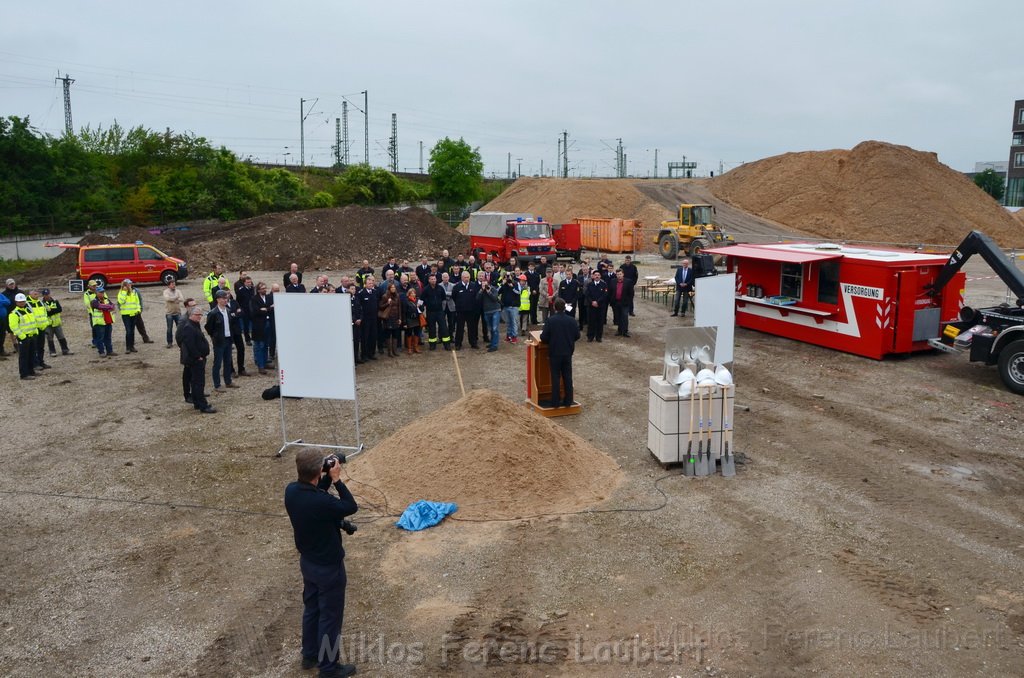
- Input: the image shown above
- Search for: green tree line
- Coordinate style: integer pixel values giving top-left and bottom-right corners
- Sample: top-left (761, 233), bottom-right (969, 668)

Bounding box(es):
top-left (0, 117), bottom-right (497, 235)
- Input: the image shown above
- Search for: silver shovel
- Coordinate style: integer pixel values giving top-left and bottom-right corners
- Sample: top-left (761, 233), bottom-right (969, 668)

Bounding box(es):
top-left (683, 381), bottom-right (696, 476)
top-left (695, 384), bottom-right (709, 477)
top-left (721, 384), bottom-right (736, 477)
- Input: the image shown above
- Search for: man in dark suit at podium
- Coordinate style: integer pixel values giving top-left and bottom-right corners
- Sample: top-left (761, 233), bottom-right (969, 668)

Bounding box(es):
top-left (539, 298), bottom-right (580, 408)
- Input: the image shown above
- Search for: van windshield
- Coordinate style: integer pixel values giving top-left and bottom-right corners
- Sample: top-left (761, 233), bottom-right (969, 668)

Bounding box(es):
top-left (515, 223), bottom-right (551, 239)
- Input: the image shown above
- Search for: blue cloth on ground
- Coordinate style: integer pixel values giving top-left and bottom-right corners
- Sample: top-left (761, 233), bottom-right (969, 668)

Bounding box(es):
top-left (396, 500), bottom-right (458, 531)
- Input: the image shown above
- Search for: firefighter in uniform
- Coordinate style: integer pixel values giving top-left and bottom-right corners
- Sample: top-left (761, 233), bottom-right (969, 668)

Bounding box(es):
top-left (421, 274), bottom-right (451, 350)
top-left (9, 293), bottom-right (39, 379)
top-left (42, 289), bottom-right (73, 356)
top-left (355, 275), bottom-right (379, 360)
top-left (26, 289), bottom-right (51, 370)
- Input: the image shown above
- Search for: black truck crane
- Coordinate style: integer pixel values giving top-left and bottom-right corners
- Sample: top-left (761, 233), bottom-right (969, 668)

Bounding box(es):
top-left (926, 230), bottom-right (1024, 394)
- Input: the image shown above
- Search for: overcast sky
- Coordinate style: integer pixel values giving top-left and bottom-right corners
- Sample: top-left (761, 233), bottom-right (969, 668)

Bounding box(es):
top-left (2, 1), bottom-right (1020, 178)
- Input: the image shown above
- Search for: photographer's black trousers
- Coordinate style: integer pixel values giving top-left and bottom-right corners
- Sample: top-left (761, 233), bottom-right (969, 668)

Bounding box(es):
top-left (300, 556), bottom-right (347, 672)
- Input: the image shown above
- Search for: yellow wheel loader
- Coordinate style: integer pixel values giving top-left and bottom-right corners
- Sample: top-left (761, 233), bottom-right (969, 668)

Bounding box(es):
top-left (654, 204), bottom-right (734, 259)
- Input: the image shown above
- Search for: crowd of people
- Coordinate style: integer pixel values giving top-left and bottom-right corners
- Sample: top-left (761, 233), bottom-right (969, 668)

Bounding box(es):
top-left (3, 250), bottom-right (662, 412)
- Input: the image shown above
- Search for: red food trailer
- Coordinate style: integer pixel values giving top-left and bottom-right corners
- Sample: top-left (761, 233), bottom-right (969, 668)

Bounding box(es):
top-left (712, 242), bottom-right (965, 360)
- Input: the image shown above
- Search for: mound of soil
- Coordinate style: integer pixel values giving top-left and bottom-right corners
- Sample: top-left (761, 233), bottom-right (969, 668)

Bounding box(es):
top-left (475, 178), bottom-right (672, 252)
top-left (167, 206), bottom-right (467, 274)
top-left (710, 141), bottom-right (1024, 248)
top-left (346, 389), bottom-right (622, 520)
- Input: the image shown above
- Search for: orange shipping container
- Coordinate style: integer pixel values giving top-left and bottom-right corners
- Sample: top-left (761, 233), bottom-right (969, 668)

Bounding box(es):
top-left (573, 216), bottom-right (639, 253)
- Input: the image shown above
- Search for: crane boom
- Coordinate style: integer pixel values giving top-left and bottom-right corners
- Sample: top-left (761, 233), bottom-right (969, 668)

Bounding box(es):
top-left (927, 230), bottom-right (1024, 307)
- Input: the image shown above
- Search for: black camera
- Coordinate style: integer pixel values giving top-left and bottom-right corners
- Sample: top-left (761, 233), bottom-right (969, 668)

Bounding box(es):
top-left (340, 520), bottom-right (357, 536)
top-left (322, 454), bottom-right (346, 473)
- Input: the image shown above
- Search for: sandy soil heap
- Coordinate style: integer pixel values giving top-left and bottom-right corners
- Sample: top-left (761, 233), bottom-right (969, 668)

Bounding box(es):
top-left (710, 141), bottom-right (1024, 248)
top-left (475, 177), bottom-right (672, 241)
top-left (346, 389), bottom-right (622, 520)
top-left (167, 205), bottom-right (468, 273)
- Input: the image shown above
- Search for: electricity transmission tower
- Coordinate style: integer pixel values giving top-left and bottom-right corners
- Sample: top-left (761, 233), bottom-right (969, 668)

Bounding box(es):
top-left (300, 97), bottom-right (318, 167)
top-left (56, 73), bottom-right (74, 135)
top-left (388, 113), bottom-right (398, 173)
top-left (334, 118), bottom-right (341, 166)
top-left (341, 101), bottom-right (350, 165)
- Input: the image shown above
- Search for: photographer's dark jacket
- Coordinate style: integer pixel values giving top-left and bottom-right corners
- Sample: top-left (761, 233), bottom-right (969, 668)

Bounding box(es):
top-left (285, 477), bottom-right (358, 565)
top-left (477, 284), bottom-right (500, 313)
top-left (498, 281), bottom-right (520, 308)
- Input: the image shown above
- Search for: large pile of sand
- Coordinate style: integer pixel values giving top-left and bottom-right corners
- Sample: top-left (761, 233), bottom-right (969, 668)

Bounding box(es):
top-left (710, 141), bottom-right (1024, 248)
top-left (475, 178), bottom-right (672, 251)
top-left (346, 390), bottom-right (622, 520)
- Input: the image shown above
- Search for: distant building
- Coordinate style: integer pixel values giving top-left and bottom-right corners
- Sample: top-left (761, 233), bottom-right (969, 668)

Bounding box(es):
top-left (965, 160), bottom-right (1008, 188)
top-left (1007, 99), bottom-right (1024, 207)
top-left (974, 161), bottom-right (1008, 173)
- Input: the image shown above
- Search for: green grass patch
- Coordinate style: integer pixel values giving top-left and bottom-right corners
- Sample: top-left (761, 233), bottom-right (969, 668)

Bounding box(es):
top-left (0, 258), bottom-right (48, 277)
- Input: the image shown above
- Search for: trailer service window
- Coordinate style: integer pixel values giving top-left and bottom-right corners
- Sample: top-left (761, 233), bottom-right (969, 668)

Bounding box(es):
top-left (817, 261), bottom-right (840, 305)
top-left (780, 263), bottom-right (803, 299)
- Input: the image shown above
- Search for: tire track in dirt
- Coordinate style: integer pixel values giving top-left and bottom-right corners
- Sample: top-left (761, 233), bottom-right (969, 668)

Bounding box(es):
top-left (687, 486), bottom-right (824, 673)
top-left (738, 364), bottom-right (1024, 561)
top-left (832, 547), bottom-right (947, 624)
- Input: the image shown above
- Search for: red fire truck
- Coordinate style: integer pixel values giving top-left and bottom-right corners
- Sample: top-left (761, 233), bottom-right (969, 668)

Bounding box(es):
top-left (468, 212), bottom-right (558, 265)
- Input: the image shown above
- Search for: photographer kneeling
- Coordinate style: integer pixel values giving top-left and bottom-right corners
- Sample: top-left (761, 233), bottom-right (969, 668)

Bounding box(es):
top-left (285, 448), bottom-right (359, 677)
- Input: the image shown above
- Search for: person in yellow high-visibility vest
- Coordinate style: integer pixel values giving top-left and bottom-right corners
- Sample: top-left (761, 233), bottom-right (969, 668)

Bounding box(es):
top-left (203, 264), bottom-right (224, 308)
top-left (518, 274), bottom-right (531, 334)
top-left (42, 288), bottom-right (73, 357)
top-left (26, 289), bottom-right (51, 371)
top-left (90, 287), bottom-right (117, 356)
top-left (83, 279), bottom-right (99, 351)
top-left (9, 293), bottom-right (39, 379)
top-left (117, 279), bottom-right (143, 353)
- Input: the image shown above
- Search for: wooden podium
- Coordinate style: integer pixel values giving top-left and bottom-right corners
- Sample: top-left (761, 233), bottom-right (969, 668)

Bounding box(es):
top-left (525, 330), bottom-right (581, 417)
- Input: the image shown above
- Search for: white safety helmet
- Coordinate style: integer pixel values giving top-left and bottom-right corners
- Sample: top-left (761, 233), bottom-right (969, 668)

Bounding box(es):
top-left (696, 368), bottom-right (717, 387)
top-left (675, 368), bottom-right (696, 397)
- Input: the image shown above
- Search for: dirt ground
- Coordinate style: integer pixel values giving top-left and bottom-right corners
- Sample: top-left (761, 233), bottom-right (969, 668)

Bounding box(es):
top-left (2, 256), bottom-right (1023, 678)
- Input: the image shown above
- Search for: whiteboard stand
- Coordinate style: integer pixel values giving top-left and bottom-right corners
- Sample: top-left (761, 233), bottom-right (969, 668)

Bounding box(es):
top-left (271, 293), bottom-right (364, 460)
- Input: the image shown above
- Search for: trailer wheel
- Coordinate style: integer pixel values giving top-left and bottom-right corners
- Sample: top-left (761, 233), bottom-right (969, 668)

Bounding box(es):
top-left (658, 234), bottom-right (679, 259)
top-left (997, 339), bottom-right (1024, 395)
top-left (689, 238), bottom-right (711, 256)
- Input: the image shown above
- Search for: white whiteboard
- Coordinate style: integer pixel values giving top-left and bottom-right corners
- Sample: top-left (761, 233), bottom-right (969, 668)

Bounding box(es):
top-left (273, 293), bottom-right (356, 400)
top-left (695, 273), bottom-right (736, 366)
